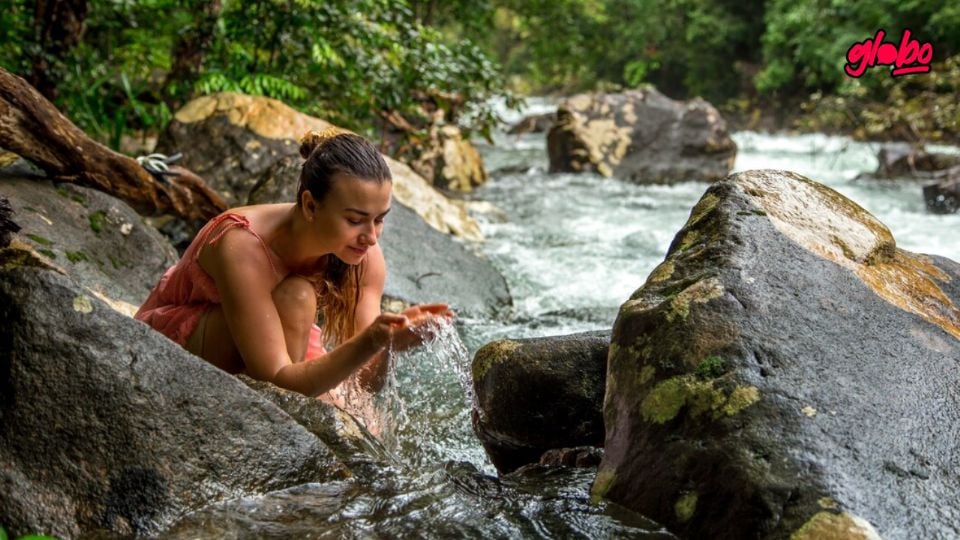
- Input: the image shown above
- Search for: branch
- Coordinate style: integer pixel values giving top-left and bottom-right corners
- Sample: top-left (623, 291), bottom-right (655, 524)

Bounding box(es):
top-left (0, 67), bottom-right (226, 222)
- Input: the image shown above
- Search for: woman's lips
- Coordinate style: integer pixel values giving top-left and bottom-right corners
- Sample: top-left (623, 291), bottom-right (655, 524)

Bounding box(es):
top-left (348, 246), bottom-right (367, 255)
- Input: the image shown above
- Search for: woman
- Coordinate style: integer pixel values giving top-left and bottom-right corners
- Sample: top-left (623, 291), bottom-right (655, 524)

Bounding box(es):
top-left (135, 127), bottom-right (451, 399)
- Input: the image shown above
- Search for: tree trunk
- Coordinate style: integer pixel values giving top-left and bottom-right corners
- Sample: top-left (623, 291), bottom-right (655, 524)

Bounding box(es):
top-left (28, 0), bottom-right (90, 102)
top-left (0, 67), bottom-right (227, 222)
top-left (162, 0), bottom-right (223, 111)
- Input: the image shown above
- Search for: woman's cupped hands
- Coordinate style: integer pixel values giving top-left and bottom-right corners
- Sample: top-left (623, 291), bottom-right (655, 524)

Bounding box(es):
top-left (367, 303), bottom-right (454, 352)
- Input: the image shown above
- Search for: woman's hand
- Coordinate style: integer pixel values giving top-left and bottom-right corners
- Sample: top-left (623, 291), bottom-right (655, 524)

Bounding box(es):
top-left (390, 303), bottom-right (454, 352)
top-left (363, 312), bottom-right (410, 351)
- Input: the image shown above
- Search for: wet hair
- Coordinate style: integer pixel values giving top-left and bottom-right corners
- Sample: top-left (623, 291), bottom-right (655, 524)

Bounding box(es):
top-left (297, 127), bottom-right (392, 346)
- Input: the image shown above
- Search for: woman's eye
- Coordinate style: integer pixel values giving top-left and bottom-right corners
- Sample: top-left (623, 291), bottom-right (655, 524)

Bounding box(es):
top-left (347, 219), bottom-right (362, 225)
top-left (375, 219), bottom-right (385, 226)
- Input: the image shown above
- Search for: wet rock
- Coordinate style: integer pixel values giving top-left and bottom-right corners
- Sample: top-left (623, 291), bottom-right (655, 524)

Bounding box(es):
top-left (875, 143), bottom-right (960, 179)
top-left (379, 202), bottom-right (511, 318)
top-left (595, 169), bottom-right (960, 538)
top-left (0, 149), bottom-right (45, 179)
top-left (547, 87), bottom-right (736, 184)
top-left (507, 112), bottom-right (555, 135)
top-left (0, 261), bottom-right (348, 538)
top-left (239, 376), bottom-right (392, 478)
top-left (472, 331), bottom-right (608, 473)
top-left (923, 179), bottom-right (960, 214)
top-left (158, 92), bottom-right (482, 240)
top-left (0, 178), bottom-right (178, 314)
top-left (538, 446), bottom-right (603, 468)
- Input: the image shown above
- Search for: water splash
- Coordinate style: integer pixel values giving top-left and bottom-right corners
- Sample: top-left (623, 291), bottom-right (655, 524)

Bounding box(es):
top-left (331, 318), bottom-right (482, 468)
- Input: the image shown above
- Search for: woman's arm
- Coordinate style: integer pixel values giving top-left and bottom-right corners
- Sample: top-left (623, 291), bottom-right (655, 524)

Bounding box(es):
top-left (206, 230), bottom-right (395, 397)
top-left (353, 244), bottom-right (391, 391)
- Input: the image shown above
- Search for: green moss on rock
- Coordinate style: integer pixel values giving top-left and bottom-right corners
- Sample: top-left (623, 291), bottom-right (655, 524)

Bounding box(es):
top-left (696, 355), bottom-right (727, 379)
top-left (638, 365), bottom-right (656, 385)
top-left (66, 251), bottom-right (89, 264)
top-left (790, 511), bottom-right (880, 540)
top-left (591, 467), bottom-right (617, 503)
top-left (89, 210), bottom-right (107, 234)
top-left (674, 491), bottom-right (697, 523)
top-left (641, 377), bottom-right (688, 423)
top-left (642, 374), bottom-right (761, 424)
top-left (473, 339), bottom-right (522, 382)
top-left (26, 234), bottom-right (53, 246)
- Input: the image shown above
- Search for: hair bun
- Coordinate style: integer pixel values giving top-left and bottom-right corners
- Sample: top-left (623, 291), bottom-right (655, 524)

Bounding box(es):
top-left (299, 126), bottom-right (349, 159)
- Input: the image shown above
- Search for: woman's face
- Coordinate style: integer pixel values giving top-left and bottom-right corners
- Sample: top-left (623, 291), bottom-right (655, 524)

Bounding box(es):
top-left (307, 174), bottom-right (392, 264)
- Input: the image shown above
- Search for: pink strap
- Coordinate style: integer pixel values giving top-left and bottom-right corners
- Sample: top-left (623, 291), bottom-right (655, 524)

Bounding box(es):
top-left (199, 213), bottom-right (281, 278)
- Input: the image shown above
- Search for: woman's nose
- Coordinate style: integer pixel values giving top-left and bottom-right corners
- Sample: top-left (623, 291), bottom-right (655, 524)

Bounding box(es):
top-left (361, 223), bottom-right (377, 245)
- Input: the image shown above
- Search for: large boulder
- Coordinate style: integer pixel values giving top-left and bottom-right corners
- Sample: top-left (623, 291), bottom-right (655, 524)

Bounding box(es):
top-left (379, 202), bottom-right (511, 317)
top-left (0, 256), bottom-right (356, 538)
top-left (0, 177), bottom-right (178, 314)
top-left (158, 92), bottom-right (482, 240)
top-left (594, 169), bottom-right (960, 538)
top-left (547, 88), bottom-right (736, 183)
top-left (471, 331), bottom-right (609, 473)
top-left (875, 143), bottom-right (960, 179)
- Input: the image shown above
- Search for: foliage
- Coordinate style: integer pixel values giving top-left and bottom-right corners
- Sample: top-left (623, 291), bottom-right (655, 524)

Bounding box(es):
top-left (1, 0), bottom-right (957, 144)
top-left (0, 0), bottom-right (511, 150)
top-left (795, 54), bottom-right (960, 143)
top-left (758, 0), bottom-right (960, 95)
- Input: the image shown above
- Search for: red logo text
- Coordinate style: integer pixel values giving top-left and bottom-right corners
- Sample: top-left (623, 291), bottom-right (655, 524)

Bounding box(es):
top-left (845, 29), bottom-right (933, 78)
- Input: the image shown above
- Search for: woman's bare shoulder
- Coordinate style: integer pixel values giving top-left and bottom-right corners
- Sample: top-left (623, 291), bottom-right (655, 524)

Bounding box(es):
top-left (198, 222), bottom-right (277, 286)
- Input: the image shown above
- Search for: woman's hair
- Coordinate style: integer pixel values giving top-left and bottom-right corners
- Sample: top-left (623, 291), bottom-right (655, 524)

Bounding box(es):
top-left (297, 127), bottom-right (392, 346)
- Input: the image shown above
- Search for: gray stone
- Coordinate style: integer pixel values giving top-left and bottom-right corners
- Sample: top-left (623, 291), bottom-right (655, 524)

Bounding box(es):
top-left (547, 88), bottom-right (736, 184)
top-left (471, 331), bottom-right (608, 473)
top-left (379, 202), bottom-right (511, 318)
top-left (0, 177), bottom-right (178, 310)
top-left (0, 261), bottom-right (349, 538)
top-left (596, 169), bottom-right (960, 538)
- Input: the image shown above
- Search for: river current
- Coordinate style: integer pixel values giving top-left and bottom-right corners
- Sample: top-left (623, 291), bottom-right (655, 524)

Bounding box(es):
top-left (169, 99), bottom-right (959, 538)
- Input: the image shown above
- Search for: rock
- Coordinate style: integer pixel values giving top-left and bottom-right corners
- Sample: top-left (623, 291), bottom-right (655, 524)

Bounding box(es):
top-left (158, 92), bottom-right (483, 241)
top-left (923, 179), bottom-right (960, 214)
top-left (594, 169), bottom-right (960, 538)
top-left (538, 446), bottom-right (603, 468)
top-left (0, 149), bottom-right (45, 179)
top-left (876, 144), bottom-right (960, 179)
top-left (0, 178), bottom-right (178, 314)
top-left (472, 331), bottom-right (608, 473)
top-left (547, 87), bottom-right (736, 184)
top-left (507, 112), bottom-right (555, 135)
top-left (0, 261), bottom-right (352, 538)
top-left (379, 202), bottom-right (511, 318)
top-left (434, 124), bottom-right (488, 192)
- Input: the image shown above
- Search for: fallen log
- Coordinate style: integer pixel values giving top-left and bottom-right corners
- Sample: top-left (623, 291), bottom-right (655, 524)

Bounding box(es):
top-left (0, 67), bottom-right (226, 222)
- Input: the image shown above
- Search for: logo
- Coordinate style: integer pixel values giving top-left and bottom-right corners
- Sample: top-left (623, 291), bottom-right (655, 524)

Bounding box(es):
top-left (845, 29), bottom-right (933, 78)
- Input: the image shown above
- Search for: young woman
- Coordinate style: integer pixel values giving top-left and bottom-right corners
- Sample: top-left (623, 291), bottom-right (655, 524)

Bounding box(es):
top-left (135, 127), bottom-right (451, 399)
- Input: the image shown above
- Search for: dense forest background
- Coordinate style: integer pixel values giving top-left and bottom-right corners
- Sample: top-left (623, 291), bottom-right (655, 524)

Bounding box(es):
top-left (2, 0), bottom-right (958, 152)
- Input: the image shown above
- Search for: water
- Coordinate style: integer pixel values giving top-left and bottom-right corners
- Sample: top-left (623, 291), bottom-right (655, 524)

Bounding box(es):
top-left (169, 100), bottom-right (959, 537)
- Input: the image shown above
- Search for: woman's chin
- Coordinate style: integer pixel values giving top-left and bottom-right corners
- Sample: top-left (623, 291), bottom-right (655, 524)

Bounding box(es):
top-left (336, 251), bottom-right (366, 265)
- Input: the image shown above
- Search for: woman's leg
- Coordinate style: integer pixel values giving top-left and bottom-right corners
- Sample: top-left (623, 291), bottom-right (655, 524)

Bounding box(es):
top-left (186, 275), bottom-right (318, 371)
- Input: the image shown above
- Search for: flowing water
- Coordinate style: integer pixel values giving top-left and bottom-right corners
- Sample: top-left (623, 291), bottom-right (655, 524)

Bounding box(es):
top-left (169, 99), bottom-right (959, 538)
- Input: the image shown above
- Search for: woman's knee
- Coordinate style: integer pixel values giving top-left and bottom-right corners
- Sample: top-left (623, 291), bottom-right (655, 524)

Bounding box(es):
top-left (272, 276), bottom-right (317, 324)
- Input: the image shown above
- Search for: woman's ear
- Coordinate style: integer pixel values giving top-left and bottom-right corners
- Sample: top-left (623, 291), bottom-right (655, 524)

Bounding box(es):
top-left (300, 191), bottom-right (317, 221)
